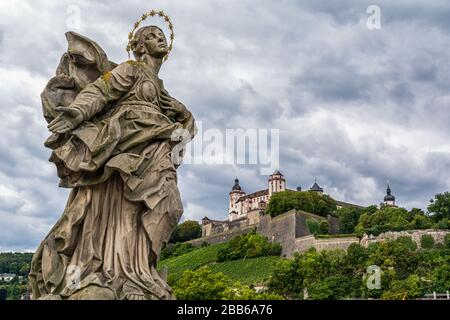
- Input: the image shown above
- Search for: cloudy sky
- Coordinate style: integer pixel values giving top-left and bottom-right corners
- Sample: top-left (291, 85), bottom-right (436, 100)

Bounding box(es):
top-left (1, 0), bottom-right (450, 251)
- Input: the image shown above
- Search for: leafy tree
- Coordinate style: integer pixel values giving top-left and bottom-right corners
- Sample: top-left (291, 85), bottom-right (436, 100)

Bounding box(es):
top-left (169, 220), bottom-right (202, 243)
top-left (408, 213), bottom-right (433, 230)
top-left (433, 218), bottom-right (449, 230)
top-left (266, 191), bottom-right (337, 218)
top-left (345, 243), bottom-right (369, 272)
top-left (0, 253), bottom-right (33, 274)
top-left (381, 274), bottom-right (424, 300)
top-left (267, 248), bottom-right (348, 299)
top-left (19, 263), bottom-right (30, 277)
top-left (217, 230), bottom-right (281, 262)
top-left (430, 257), bottom-right (450, 293)
top-left (267, 237), bottom-right (450, 300)
top-left (172, 266), bottom-right (282, 300)
top-left (427, 192), bottom-right (450, 222)
top-left (355, 206), bottom-right (433, 236)
top-left (308, 275), bottom-right (353, 300)
top-left (337, 207), bottom-right (367, 234)
top-left (172, 266), bottom-right (232, 299)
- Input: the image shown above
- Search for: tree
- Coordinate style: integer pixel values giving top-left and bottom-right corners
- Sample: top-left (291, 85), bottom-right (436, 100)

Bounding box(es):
top-left (267, 248), bottom-right (347, 299)
top-left (427, 192), bottom-right (450, 222)
top-left (169, 220), bottom-right (202, 243)
top-left (381, 274), bottom-right (424, 300)
top-left (266, 236), bottom-right (450, 300)
top-left (217, 230), bottom-right (281, 262)
top-left (266, 190), bottom-right (337, 218)
top-left (355, 206), bottom-right (434, 237)
top-left (19, 263), bottom-right (30, 277)
top-left (308, 275), bottom-right (353, 300)
top-left (173, 266), bottom-right (233, 300)
top-left (172, 266), bottom-right (282, 300)
top-left (337, 207), bottom-right (363, 234)
top-left (431, 259), bottom-right (450, 293)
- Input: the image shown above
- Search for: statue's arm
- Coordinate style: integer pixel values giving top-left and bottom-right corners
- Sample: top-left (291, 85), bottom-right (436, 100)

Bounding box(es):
top-left (48, 62), bottom-right (136, 134)
top-left (71, 62), bottom-right (136, 122)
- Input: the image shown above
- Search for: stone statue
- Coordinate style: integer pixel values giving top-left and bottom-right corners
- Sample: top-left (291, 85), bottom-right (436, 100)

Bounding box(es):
top-left (29, 12), bottom-right (196, 300)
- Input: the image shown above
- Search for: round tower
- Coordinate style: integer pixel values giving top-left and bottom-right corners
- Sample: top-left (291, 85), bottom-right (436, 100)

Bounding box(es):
top-left (268, 170), bottom-right (286, 197)
top-left (229, 178), bottom-right (245, 220)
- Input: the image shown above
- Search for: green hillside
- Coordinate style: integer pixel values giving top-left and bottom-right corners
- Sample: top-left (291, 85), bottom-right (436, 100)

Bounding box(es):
top-left (159, 243), bottom-right (282, 285)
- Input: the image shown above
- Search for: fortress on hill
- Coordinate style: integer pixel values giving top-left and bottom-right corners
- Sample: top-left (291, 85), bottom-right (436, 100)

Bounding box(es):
top-left (190, 170), bottom-right (420, 257)
top-left (201, 170), bottom-right (398, 238)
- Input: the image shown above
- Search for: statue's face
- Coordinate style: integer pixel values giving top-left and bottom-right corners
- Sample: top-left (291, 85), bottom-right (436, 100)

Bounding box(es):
top-left (143, 27), bottom-right (169, 59)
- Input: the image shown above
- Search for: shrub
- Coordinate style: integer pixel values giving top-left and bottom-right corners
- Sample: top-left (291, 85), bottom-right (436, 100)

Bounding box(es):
top-left (420, 234), bottom-right (435, 249)
top-left (320, 220), bottom-right (330, 234)
top-left (217, 230), bottom-right (282, 262)
top-left (445, 234), bottom-right (450, 249)
top-left (201, 241), bottom-right (210, 248)
top-left (433, 219), bottom-right (449, 230)
top-left (306, 218), bottom-right (321, 235)
top-left (160, 242), bottom-right (194, 260)
top-left (172, 266), bottom-right (283, 300)
top-left (395, 236), bottom-right (418, 252)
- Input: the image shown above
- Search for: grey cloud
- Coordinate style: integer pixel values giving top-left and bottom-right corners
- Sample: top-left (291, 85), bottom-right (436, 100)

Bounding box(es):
top-left (0, 0), bottom-right (449, 250)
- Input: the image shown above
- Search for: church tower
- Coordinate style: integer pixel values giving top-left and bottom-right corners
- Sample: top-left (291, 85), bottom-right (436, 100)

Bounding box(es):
top-left (229, 178), bottom-right (245, 220)
top-left (268, 170), bottom-right (286, 197)
top-left (383, 183), bottom-right (397, 207)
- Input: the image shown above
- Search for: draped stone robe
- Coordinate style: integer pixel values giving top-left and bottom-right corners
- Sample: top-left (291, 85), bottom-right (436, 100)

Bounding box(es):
top-left (30, 33), bottom-right (195, 300)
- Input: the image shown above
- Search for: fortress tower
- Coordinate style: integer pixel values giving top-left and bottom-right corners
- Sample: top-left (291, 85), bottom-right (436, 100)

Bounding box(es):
top-left (229, 178), bottom-right (245, 220)
top-left (268, 170), bottom-right (286, 197)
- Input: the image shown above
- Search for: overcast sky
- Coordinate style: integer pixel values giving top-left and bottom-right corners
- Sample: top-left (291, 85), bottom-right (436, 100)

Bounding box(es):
top-left (0, 0), bottom-right (449, 251)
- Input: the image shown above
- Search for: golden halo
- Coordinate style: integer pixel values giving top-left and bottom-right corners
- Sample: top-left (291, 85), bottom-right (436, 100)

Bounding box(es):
top-left (126, 10), bottom-right (174, 61)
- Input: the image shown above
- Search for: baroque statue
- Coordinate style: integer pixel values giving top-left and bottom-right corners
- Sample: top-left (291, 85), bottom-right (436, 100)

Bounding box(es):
top-left (29, 11), bottom-right (196, 300)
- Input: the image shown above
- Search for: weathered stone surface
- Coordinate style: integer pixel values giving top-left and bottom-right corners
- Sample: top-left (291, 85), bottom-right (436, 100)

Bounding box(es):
top-left (30, 27), bottom-right (195, 300)
top-left (67, 286), bottom-right (116, 300)
top-left (197, 210), bottom-right (450, 258)
top-left (314, 237), bottom-right (359, 252)
top-left (360, 229), bottom-right (450, 248)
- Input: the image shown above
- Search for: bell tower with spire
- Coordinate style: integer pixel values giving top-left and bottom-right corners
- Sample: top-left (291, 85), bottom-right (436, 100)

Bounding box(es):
top-left (229, 178), bottom-right (245, 220)
top-left (383, 183), bottom-right (397, 207)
